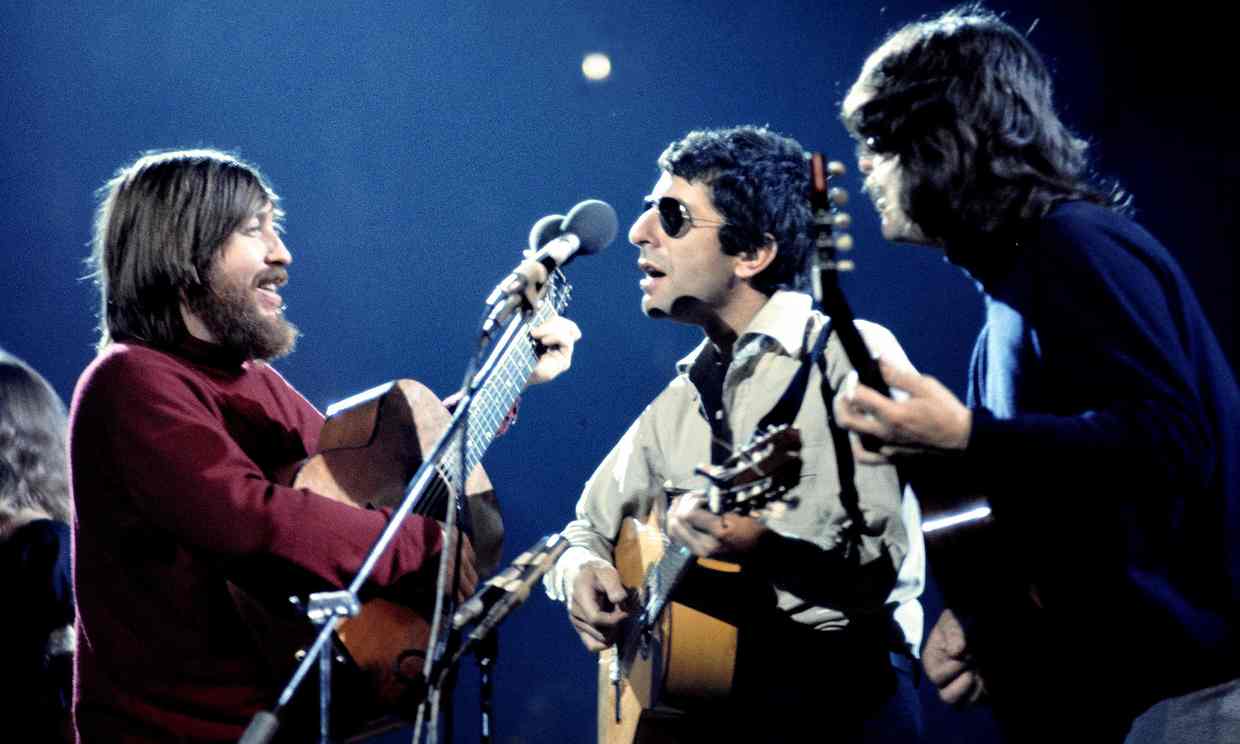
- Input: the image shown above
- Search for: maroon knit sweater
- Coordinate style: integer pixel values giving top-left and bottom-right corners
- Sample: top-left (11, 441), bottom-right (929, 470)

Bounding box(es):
top-left (68, 339), bottom-right (444, 742)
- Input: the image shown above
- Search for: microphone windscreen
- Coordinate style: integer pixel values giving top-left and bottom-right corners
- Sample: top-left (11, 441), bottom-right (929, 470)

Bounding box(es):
top-left (562, 200), bottom-right (618, 256)
top-left (528, 213), bottom-right (565, 252)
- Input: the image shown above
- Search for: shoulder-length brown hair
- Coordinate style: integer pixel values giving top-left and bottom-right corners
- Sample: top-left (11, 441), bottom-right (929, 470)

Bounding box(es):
top-left (89, 148), bottom-right (279, 352)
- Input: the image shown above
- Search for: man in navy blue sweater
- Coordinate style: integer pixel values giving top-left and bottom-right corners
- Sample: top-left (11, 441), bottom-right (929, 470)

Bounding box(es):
top-left (835, 7), bottom-right (1240, 743)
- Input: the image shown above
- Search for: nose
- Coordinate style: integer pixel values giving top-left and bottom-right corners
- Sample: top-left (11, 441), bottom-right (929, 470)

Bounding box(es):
top-left (628, 204), bottom-right (660, 248)
top-left (858, 155), bottom-right (874, 175)
top-left (267, 233), bottom-right (292, 266)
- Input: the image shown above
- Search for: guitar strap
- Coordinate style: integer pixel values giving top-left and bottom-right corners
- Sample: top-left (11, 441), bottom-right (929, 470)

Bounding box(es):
top-left (691, 314), bottom-right (861, 524)
top-left (753, 316), bottom-right (870, 540)
top-left (754, 316), bottom-right (832, 433)
top-left (690, 318), bottom-right (829, 466)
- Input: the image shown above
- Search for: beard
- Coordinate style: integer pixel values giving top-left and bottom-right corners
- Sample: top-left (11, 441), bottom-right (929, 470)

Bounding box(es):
top-left (186, 265), bottom-right (299, 361)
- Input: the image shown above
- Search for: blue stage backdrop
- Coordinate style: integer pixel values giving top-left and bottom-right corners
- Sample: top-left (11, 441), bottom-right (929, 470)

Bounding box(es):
top-left (2, 2), bottom-right (1233, 742)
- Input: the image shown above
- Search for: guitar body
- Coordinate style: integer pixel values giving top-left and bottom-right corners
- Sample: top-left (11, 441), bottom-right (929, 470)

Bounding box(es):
top-left (596, 424), bottom-right (802, 744)
top-left (230, 379), bottom-right (502, 728)
top-left (598, 513), bottom-right (741, 744)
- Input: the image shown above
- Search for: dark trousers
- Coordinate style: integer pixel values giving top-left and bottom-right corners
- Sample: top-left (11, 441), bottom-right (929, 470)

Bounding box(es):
top-left (722, 613), bottom-right (921, 742)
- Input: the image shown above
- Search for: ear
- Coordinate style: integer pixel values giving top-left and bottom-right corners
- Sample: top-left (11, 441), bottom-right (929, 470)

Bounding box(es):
top-left (734, 234), bottom-right (778, 280)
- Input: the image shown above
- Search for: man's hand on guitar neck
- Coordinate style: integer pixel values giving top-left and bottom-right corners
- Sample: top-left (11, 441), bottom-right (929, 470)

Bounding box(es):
top-left (528, 315), bottom-right (582, 385)
top-left (833, 357), bottom-right (972, 465)
top-left (667, 493), bottom-right (767, 559)
top-left (568, 561), bottom-right (632, 652)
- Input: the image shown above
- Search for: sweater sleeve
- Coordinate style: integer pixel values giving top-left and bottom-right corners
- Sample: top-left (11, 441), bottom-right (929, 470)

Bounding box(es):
top-left (963, 211), bottom-right (1216, 509)
top-left (71, 350), bottom-right (443, 595)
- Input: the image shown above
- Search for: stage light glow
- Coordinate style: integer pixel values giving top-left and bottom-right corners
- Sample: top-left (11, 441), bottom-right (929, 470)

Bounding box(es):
top-left (582, 52), bottom-right (611, 82)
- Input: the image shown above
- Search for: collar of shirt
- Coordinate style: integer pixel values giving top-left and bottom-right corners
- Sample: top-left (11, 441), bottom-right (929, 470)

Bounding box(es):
top-left (674, 290), bottom-right (814, 376)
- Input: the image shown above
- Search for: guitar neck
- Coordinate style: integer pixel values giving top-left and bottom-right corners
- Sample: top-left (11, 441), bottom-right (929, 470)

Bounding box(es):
top-left (816, 272), bottom-right (890, 397)
top-left (437, 272), bottom-right (572, 492)
top-left (808, 151), bottom-right (890, 398)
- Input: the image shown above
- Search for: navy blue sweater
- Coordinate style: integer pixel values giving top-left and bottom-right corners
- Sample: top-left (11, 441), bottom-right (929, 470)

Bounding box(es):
top-left (951, 200), bottom-right (1240, 728)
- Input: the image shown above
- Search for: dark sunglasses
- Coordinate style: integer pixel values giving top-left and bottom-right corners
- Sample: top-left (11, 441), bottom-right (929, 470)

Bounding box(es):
top-left (642, 196), bottom-right (726, 238)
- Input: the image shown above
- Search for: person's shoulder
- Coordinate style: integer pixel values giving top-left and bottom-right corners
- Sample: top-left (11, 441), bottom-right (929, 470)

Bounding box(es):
top-left (0, 518), bottom-right (69, 577)
top-left (84, 341), bottom-right (186, 382)
top-left (1034, 200), bottom-right (1114, 250)
top-left (1036, 199), bottom-right (1176, 272)
top-left (3, 518), bottom-right (68, 553)
top-left (1038, 200), bottom-right (1158, 251)
top-left (246, 359), bottom-right (295, 388)
top-left (1043, 199), bottom-right (1119, 226)
top-left (73, 342), bottom-right (200, 411)
top-left (245, 361), bottom-right (319, 416)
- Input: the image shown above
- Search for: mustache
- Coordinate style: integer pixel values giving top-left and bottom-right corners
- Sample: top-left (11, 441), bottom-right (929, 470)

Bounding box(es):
top-left (255, 268), bottom-right (289, 287)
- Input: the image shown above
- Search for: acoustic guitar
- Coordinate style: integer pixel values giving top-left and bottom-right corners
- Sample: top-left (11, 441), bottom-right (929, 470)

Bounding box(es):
top-left (229, 271), bottom-right (572, 735)
top-left (598, 425), bottom-right (802, 744)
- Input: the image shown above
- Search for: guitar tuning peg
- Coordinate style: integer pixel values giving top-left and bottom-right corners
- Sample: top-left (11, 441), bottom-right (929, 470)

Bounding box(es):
top-left (832, 259), bottom-right (856, 272)
top-left (827, 160), bottom-right (847, 177)
top-left (834, 233), bottom-right (854, 251)
top-left (828, 187), bottom-right (849, 206)
top-left (833, 212), bottom-right (852, 230)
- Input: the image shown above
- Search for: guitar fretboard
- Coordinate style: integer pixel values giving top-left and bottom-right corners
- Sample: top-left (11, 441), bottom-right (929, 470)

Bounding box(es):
top-left (435, 271), bottom-right (572, 495)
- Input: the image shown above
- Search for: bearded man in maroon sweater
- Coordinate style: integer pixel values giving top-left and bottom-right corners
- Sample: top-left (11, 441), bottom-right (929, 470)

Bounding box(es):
top-left (68, 149), bottom-right (579, 742)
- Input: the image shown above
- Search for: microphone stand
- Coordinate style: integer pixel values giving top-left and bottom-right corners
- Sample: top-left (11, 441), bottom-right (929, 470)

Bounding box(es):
top-left (239, 281), bottom-right (548, 744)
top-left (413, 271), bottom-right (556, 744)
top-left (474, 630), bottom-right (498, 744)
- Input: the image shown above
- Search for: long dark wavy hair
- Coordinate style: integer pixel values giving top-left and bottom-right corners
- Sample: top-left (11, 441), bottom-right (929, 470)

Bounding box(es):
top-left (658, 125), bottom-right (813, 294)
top-left (89, 149), bottom-right (279, 352)
top-left (844, 4), bottom-right (1127, 246)
top-left (0, 350), bottom-right (70, 533)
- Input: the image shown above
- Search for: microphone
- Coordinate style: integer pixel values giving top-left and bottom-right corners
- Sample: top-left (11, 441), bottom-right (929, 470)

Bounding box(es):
top-left (452, 534), bottom-right (556, 629)
top-left (482, 200), bottom-right (617, 337)
top-left (528, 212), bottom-right (565, 252)
top-left (529, 198), bottom-right (617, 270)
top-left (453, 533), bottom-right (570, 642)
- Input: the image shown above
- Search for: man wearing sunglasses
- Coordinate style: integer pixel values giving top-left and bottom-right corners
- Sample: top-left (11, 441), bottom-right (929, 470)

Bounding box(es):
top-left (543, 126), bottom-right (925, 742)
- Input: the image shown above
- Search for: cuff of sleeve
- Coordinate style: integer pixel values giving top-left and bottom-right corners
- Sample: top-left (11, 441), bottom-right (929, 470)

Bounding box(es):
top-left (542, 545), bottom-right (611, 603)
top-left (960, 406), bottom-right (1004, 490)
top-left (964, 406), bottom-right (996, 453)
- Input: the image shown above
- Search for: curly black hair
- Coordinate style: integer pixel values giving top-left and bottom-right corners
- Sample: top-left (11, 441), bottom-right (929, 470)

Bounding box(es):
top-left (844, 4), bottom-right (1126, 246)
top-left (658, 126), bottom-right (812, 295)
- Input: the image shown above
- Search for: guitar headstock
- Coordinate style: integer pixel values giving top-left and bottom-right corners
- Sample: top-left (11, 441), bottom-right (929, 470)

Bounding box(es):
top-left (808, 153), bottom-right (856, 282)
top-left (691, 425), bottom-right (803, 518)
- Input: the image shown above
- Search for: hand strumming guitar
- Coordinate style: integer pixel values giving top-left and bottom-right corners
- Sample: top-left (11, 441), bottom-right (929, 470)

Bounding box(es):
top-left (568, 561), bottom-right (632, 652)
